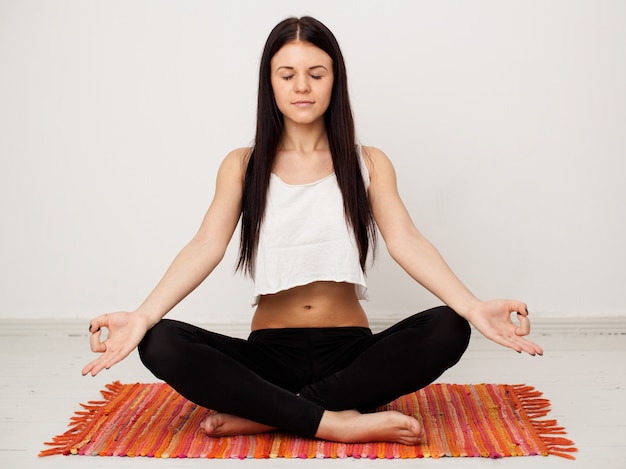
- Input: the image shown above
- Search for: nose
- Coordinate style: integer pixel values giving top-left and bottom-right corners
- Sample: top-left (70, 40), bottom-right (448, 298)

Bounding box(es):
top-left (294, 74), bottom-right (310, 93)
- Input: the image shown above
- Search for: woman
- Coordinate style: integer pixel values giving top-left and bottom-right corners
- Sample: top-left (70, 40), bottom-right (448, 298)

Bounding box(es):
top-left (82, 16), bottom-right (542, 445)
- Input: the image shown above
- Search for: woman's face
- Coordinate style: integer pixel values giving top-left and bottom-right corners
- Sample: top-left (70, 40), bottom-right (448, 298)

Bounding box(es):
top-left (270, 41), bottom-right (334, 126)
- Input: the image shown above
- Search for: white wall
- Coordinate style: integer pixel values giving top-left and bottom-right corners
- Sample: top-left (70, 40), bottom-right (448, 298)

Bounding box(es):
top-left (1, 0), bottom-right (624, 322)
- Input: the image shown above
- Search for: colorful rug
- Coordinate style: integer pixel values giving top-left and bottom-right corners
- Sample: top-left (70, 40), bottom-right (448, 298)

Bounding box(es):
top-left (40, 382), bottom-right (576, 459)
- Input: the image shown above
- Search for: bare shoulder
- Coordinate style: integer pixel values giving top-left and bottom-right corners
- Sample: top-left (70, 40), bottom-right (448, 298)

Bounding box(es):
top-left (360, 145), bottom-right (397, 182)
top-left (216, 147), bottom-right (252, 182)
top-left (222, 147), bottom-right (252, 171)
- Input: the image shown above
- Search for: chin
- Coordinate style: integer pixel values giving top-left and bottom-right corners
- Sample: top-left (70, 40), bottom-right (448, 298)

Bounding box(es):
top-left (286, 115), bottom-right (325, 126)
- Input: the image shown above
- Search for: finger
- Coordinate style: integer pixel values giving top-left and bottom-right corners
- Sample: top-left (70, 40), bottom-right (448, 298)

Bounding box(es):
top-left (505, 300), bottom-right (527, 317)
top-left (515, 313), bottom-right (531, 336)
top-left (89, 362), bottom-right (107, 377)
top-left (487, 333), bottom-right (524, 353)
top-left (82, 356), bottom-right (108, 376)
top-left (82, 360), bottom-right (99, 376)
top-left (507, 335), bottom-right (544, 356)
top-left (89, 349), bottom-right (127, 376)
top-left (89, 314), bottom-right (110, 333)
top-left (517, 336), bottom-right (544, 356)
top-left (489, 332), bottom-right (540, 356)
top-left (89, 329), bottom-right (107, 353)
top-left (85, 351), bottom-right (121, 376)
top-left (81, 361), bottom-right (93, 376)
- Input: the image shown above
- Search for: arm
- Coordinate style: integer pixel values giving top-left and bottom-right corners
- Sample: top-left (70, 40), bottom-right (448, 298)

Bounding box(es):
top-left (82, 148), bottom-right (248, 376)
top-left (364, 146), bottom-right (542, 356)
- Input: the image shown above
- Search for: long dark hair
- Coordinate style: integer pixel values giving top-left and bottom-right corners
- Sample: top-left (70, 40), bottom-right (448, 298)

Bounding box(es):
top-left (237, 16), bottom-right (377, 276)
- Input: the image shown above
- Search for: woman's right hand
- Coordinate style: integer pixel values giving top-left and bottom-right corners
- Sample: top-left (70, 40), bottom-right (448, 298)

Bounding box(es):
top-left (81, 311), bottom-right (151, 377)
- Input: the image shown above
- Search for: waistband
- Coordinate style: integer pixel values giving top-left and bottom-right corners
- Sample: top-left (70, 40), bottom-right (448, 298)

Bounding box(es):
top-left (248, 326), bottom-right (372, 342)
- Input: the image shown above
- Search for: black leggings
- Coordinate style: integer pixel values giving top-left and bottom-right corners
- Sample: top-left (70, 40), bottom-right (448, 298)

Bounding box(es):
top-left (138, 306), bottom-right (470, 438)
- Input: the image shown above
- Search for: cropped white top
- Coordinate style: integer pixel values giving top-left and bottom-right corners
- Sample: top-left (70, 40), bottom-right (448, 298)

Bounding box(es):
top-left (252, 152), bottom-right (370, 305)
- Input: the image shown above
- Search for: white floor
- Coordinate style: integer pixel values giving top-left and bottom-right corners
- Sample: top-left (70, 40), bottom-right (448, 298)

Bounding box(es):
top-left (1, 317), bottom-right (625, 469)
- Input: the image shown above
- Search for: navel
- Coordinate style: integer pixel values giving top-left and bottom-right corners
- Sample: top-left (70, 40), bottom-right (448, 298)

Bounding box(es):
top-left (303, 305), bottom-right (313, 310)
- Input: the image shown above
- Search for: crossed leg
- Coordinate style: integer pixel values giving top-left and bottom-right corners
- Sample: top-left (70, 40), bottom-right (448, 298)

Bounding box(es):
top-left (139, 306), bottom-right (469, 444)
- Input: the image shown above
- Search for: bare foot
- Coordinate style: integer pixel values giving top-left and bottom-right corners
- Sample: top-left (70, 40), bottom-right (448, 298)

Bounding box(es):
top-left (316, 409), bottom-right (424, 445)
top-left (201, 409), bottom-right (424, 445)
top-left (201, 412), bottom-right (276, 437)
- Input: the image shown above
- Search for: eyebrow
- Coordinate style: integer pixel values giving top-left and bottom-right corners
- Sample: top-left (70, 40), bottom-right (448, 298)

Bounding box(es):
top-left (276, 65), bottom-right (329, 72)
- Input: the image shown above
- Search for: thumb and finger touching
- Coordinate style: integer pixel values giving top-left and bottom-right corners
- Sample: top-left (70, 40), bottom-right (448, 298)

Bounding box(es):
top-left (89, 328), bottom-right (107, 353)
top-left (515, 313), bottom-right (531, 336)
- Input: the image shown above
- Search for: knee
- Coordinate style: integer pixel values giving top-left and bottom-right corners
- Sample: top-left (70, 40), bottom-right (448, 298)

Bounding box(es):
top-left (434, 305), bottom-right (471, 362)
top-left (137, 319), bottom-right (181, 380)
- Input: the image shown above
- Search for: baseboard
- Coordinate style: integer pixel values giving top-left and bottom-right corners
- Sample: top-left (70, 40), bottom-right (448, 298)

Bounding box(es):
top-left (1, 316), bottom-right (625, 337)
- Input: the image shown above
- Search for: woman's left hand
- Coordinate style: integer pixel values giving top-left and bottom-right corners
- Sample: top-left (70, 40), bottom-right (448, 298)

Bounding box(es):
top-left (465, 300), bottom-right (544, 356)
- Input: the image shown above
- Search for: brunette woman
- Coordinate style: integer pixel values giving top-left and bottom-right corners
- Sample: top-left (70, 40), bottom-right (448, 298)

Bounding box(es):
top-left (83, 16), bottom-right (542, 445)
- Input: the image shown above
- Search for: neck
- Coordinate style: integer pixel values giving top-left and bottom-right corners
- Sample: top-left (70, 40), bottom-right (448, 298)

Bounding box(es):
top-left (279, 118), bottom-right (329, 153)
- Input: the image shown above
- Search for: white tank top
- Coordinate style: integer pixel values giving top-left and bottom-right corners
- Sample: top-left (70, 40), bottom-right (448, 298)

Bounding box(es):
top-left (252, 152), bottom-right (370, 305)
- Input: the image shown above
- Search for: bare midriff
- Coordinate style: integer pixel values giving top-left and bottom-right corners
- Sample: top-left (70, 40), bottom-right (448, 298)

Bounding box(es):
top-left (251, 281), bottom-right (369, 331)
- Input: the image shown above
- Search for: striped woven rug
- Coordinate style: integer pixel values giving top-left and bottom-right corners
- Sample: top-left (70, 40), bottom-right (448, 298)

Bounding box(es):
top-left (40, 382), bottom-right (576, 459)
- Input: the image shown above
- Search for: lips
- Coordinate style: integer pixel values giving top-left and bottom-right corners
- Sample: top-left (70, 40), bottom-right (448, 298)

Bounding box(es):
top-left (292, 100), bottom-right (315, 106)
